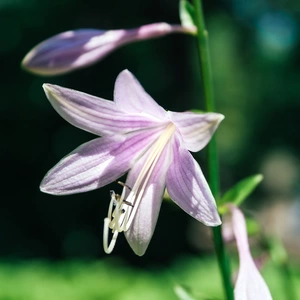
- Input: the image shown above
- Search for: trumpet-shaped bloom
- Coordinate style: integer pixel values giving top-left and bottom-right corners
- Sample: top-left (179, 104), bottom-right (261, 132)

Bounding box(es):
top-left (230, 205), bottom-right (272, 300)
top-left (40, 70), bottom-right (223, 255)
top-left (22, 23), bottom-right (196, 76)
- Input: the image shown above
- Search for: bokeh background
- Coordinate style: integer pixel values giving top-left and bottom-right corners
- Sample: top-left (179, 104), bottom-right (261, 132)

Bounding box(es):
top-left (1, 0), bottom-right (300, 299)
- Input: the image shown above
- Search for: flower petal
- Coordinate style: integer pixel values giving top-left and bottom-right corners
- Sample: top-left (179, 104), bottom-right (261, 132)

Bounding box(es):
top-left (166, 135), bottom-right (221, 226)
top-left (40, 127), bottom-right (164, 195)
top-left (167, 111), bottom-right (224, 152)
top-left (124, 143), bottom-right (172, 256)
top-left (230, 205), bottom-right (272, 300)
top-left (114, 70), bottom-right (167, 119)
top-left (22, 23), bottom-right (196, 76)
top-left (43, 84), bottom-right (164, 136)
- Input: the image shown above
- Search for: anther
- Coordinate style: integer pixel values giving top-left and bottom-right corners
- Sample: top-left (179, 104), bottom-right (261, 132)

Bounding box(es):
top-left (104, 123), bottom-right (176, 254)
top-left (123, 200), bottom-right (134, 207)
top-left (117, 181), bottom-right (132, 190)
top-left (103, 184), bottom-right (133, 253)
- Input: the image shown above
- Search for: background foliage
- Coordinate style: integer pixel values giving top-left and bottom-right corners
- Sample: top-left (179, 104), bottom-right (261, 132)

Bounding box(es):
top-left (1, 0), bottom-right (300, 298)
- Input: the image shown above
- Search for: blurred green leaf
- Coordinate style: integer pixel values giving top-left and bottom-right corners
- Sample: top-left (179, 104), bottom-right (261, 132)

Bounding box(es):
top-left (174, 285), bottom-right (197, 300)
top-left (179, 0), bottom-right (196, 28)
top-left (269, 238), bottom-right (288, 266)
top-left (174, 284), bottom-right (220, 300)
top-left (0, 257), bottom-right (299, 300)
top-left (218, 174), bottom-right (263, 214)
top-left (246, 217), bottom-right (260, 236)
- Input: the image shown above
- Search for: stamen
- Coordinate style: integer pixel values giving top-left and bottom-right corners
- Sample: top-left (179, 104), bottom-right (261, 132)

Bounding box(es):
top-left (117, 181), bottom-right (132, 191)
top-left (124, 123), bottom-right (175, 230)
top-left (103, 123), bottom-right (176, 254)
top-left (103, 186), bottom-right (132, 254)
top-left (103, 218), bottom-right (119, 254)
top-left (116, 182), bottom-right (134, 207)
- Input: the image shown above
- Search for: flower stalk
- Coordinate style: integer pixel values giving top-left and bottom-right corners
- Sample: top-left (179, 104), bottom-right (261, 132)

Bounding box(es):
top-left (191, 0), bottom-right (234, 299)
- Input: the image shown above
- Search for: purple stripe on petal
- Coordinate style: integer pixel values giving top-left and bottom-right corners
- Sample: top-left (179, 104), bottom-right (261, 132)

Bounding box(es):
top-left (22, 29), bottom-right (107, 75)
top-left (43, 84), bottom-right (165, 136)
top-left (168, 111), bottom-right (224, 152)
top-left (166, 135), bottom-right (221, 226)
top-left (40, 126), bottom-right (164, 195)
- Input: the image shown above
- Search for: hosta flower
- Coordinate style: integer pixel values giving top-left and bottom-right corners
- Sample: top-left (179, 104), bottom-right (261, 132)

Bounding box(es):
top-left (41, 70), bottom-right (223, 255)
top-left (230, 205), bottom-right (272, 300)
top-left (22, 23), bottom-right (196, 76)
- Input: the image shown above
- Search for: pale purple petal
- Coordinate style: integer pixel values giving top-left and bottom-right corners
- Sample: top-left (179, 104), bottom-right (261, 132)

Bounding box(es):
top-left (230, 205), bottom-right (272, 300)
top-left (124, 143), bottom-right (172, 256)
top-left (22, 29), bottom-right (108, 75)
top-left (40, 127), bottom-right (163, 195)
top-left (43, 84), bottom-right (164, 136)
top-left (166, 135), bottom-right (221, 226)
top-left (22, 23), bottom-right (196, 76)
top-left (168, 111), bottom-right (224, 152)
top-left (114, 70), bottom-right (167, 119)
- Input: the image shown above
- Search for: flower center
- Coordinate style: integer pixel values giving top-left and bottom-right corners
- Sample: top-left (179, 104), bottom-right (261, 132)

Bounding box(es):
top-left (103, 122), bottom-right (176, 253)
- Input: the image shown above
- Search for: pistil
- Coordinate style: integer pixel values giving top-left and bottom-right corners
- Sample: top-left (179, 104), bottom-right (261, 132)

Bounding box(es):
top-left (103, 122), bottom-right (175, 253)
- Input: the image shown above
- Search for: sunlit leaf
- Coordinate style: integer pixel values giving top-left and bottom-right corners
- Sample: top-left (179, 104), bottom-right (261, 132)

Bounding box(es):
top-left (179, 0), bottom-right (196, 28)
top-left (174, 285), bottom-right (197, 300)
top-left (174, 284), bottom-right (220, 300)
top-left (218, 174), bottom-right (263, 214)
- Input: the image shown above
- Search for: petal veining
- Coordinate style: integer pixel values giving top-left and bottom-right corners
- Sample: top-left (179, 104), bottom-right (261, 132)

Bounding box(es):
top-left (40, 127), bottom-right (164, 195)
top-left (38, 69), bottom-right (225, 256)
top-left (22, 29), bottom-right (107, 75)
top-left (124, 141), bottom-right (172, 256)
top-left (168, 111), bottom-right (224, 152)
top-left (22, 24), bottom-right (196, 76)
top-left (166, 135), bottom-right (221, 226)
top-left (44, 84), bottom-right (164, 136)
top-left (114, 70), bottom-right (167, 119)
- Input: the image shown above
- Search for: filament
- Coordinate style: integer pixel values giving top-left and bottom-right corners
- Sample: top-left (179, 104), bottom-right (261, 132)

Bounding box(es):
top-left (103, 123), bottom-right (175, 253)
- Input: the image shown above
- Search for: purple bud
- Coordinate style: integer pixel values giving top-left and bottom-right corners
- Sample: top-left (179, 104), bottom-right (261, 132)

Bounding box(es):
top-left (22, 23), bottom-right (196, 76)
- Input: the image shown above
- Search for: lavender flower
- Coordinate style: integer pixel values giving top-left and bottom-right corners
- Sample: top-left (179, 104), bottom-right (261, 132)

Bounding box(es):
top-left (41, 70), bottom-right (223, 255)
top-left (230, 205), bottom-right (273, 300)
top-left (22, 23), bottom-right (196, 76)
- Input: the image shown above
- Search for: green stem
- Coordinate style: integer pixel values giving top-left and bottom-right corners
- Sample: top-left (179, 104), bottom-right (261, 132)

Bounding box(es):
top-left (191, 1), bottom-right (234, 299)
